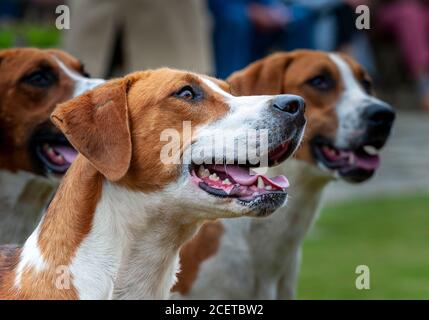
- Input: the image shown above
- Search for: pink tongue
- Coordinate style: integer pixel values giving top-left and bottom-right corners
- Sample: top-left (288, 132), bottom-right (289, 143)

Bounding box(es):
top-left (211, 165), bottom-right (289, 189)
top-left (53, 146), bottom-right (78, 164)
top-left (355, 154), bottom-right (380, 170)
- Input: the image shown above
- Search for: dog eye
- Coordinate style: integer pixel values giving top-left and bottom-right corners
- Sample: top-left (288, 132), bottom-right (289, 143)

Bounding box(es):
top-left (307, 75), bottom-right (335, 91)
top-left (21, 69), bottom-right (58, 88)
top-left (175, 86), bottom-right (196, 101)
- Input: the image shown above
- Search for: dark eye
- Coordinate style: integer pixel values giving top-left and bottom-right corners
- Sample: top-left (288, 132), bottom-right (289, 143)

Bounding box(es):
top-left (21, 68), bottom-right (58, 88)
top-left (175, 86), bottom-right (196, 101)
top-left (307, 74), bottom-right (335, 91)
top-left (361, 78), bottom-right (372, 93)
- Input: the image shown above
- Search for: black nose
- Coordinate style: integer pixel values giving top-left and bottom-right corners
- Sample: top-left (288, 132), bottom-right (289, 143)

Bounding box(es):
top-left (363, 103), bottom-right (396, 128)
top-left (271, 94), bottom-right (305, 116)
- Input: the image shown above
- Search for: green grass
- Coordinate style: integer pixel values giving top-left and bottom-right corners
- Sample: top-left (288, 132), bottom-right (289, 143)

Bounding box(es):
top-left (0, 24), bottom-right (60, 48)
top-left (297, 193), bottom-right (429, 299)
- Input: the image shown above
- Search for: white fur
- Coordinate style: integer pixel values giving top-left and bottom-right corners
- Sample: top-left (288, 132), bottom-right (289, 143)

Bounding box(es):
top-left (194, 78), bottom-right (302, 167)
top-left (52, 56), bottom-right (105, 97)
top-left (14, 222), bottom-right (47, 288)
top-left (69, 181), bottom-right (203, 300)
top-left (329, 54), bottom-right (386, 149)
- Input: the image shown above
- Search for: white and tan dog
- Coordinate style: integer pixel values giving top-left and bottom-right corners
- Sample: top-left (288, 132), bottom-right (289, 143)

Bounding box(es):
top-left (0, 68), bottom-right (305, 299)
top-left (174, 50), bottom-right (395, 299)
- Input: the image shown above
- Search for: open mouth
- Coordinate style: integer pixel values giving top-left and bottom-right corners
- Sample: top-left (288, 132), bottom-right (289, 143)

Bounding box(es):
top-left (311, 137), bottom-right (381, 182)
top-left (190, 140), bottom-right (294, 213)
top-left (35, 142), bottom-right (78, 174)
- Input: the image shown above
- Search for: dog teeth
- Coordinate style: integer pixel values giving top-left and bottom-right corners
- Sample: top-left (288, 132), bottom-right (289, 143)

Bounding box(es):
top-left (257, 177), bottom-right (264, 189)
top-left (222, 178), bottom-right (232, 185)
top-left (349, 154), bottom-right (355, 165)
top-left (265, 185), bottom-right (272, 191)
top-left (198, 165), bottom-right (210, 178)
top-left (363, 145), bottom-right (379, 156)
top-left (209, 173), bottom-right (219, 181)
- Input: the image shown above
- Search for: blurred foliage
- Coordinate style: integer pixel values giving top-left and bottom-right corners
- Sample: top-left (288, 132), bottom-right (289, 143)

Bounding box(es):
top-left (298, 193), bottom-right (429, 299)
top-left (0, 24), bottom-right (60, 48)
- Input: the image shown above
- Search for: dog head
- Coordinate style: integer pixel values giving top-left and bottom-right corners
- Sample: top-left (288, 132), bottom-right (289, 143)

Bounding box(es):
top-left (0, 48), bottom-right (104, 176)
top-left (52, 68), bottom-right (306, 218)
top-left (229, 50), bottom-right (395, 183)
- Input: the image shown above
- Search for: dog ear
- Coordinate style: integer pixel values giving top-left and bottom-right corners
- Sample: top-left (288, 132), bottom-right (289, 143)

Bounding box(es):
top-left (228, 52), bottom-right (295, 95)
top-left (51, 78), bottom-right (132, 182)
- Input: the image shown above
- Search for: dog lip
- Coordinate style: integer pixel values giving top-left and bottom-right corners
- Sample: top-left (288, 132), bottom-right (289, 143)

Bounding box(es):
top-left (33, 139), bottom-right (77, 174)
top-left (35, 144), bottom-right (72, 174)
top-left (190, 164), bottom-right (288, 205)
top-left (310, 136), bottom-right (381, 179)
top-left (238, 192), bottom-right (288, 217)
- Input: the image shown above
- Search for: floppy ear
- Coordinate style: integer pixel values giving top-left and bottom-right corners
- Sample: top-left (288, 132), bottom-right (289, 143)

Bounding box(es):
top-left (51, 78), bottom-right (132, 182)
top-left (227, 52), bottom-right (295, 96)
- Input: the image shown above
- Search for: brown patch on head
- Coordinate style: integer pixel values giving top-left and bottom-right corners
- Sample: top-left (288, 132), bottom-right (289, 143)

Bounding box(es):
top-left (0, 48), bottom-right (87, 174)
top-left (228, 50), bottom-right (370, 164)
top-left (53, 69), bottom-right (231, 191)
top-left (124, 70), bottom-right (231, 191)
top-left (172, 221), bottom-right (224, 295)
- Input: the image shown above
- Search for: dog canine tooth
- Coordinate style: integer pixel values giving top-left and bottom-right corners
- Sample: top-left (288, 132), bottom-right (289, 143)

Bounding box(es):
top-left (209, 173), bottom-right (219, 181)
top-left (265, 185), bottom-right (272, 191)
top-left (222, 178), bottom-right (232, 185)
top-left (363, 145), bottom-right (378, 156)
top-left (198, 165), bottom-right (210, 178)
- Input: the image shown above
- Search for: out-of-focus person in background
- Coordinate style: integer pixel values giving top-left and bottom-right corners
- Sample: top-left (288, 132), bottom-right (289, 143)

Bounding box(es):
top-left (375, 0), bottom-right (429, 111)
top-left (63, 0), bottom-right (213, 78)
top-left (208, 0), bottom-right (316, 79)
top-left (0, 0), bottom-right (22, 21)
top-left (297, 0), bottom-right (377, 75)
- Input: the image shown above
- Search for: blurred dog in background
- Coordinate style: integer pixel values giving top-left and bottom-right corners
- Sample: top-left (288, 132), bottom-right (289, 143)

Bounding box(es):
top-left (0, 48), bottom-right (104, 244)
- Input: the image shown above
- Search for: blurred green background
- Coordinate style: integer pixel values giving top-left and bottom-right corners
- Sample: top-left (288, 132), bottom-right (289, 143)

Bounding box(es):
top-left (0, 24), bottom-right (59, 48)
top-left (299, 193), bottom-right (429, 299)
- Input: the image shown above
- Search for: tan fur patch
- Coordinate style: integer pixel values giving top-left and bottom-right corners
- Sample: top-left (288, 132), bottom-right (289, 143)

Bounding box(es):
top-left (173, 221), bottom-right (224, 295)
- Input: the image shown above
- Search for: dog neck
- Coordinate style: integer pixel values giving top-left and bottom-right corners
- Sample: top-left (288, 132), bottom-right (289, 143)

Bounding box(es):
top-left (248, 159), bottom-right (333, 271)
top-left (11, 156), bottom-right (200, 299)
